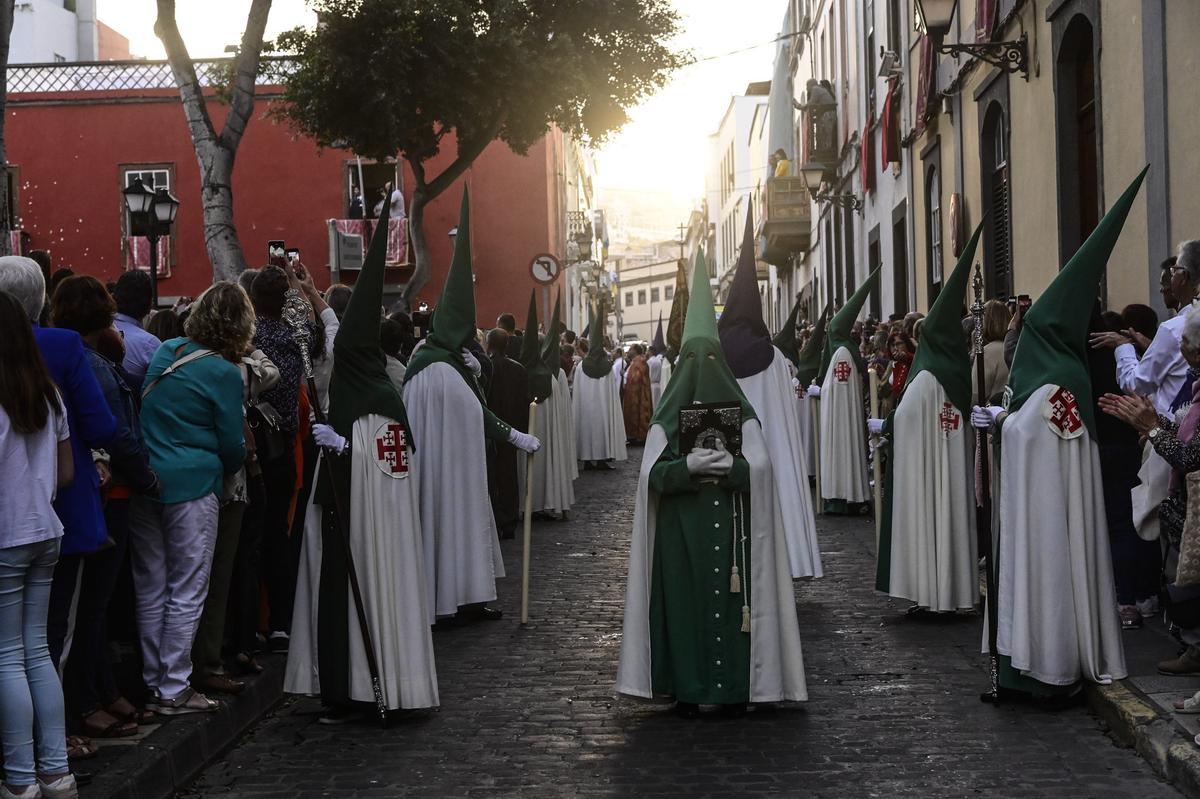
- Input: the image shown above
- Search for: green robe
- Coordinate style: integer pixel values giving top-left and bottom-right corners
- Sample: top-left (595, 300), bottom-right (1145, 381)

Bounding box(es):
top-left (649, 455), bottom-right (753, 704)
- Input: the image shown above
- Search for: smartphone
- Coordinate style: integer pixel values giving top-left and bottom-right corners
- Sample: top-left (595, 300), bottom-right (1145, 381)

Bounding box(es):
top-left (286, 247), bottom-right (300, 264)
top-left (267, 240), bottom-right (286, 268)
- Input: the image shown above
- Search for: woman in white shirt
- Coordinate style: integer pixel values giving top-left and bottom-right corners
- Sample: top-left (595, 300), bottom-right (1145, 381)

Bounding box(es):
top-left (0, 289), bottom-right (77, 799)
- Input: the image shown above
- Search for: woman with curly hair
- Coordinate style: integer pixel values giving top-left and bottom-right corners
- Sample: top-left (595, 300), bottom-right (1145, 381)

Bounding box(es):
top-left (129, 282), bottom-right (249, 715)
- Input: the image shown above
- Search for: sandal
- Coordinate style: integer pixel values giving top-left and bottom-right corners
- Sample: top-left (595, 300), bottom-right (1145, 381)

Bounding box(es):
top-left (1175, 692), bottom-right (1200, 713)
top-left (155, 688), bottom-right (219, 716)
top-left (79, 709), bottom-right (137, 739)
top-left (107, 697), bottom-right (155, 725)
top-left (66, 735), bottom-right (98, 761)
top-left (234, 652), bottom-right (264, 675)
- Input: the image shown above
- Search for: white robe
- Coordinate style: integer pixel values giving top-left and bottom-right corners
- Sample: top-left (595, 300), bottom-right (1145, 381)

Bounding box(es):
top-left (572, 369), bottom-right (628, 462)
top-left (994, 383), bottom-right (1126, 685)
top-left (403, 362), bottom-right (505, 617)
top-left (649, 354), bottom-right (666, 410)
top-left (285, 414), bottom-right (439, 709)
top-left (517, 374), bottom-right (576, 513)
top-left (736, 348), bottom-right (821, 579)
top-left (785, 360), bottom-right (817, 478)
top-left (886, 371), bottom-right (977, 611)
top-left (616, 421), bottom-right (807, 703)
top-left (556, 370), bottom-right (579, 480)
top-left (818, 346), bottom-right (870, 503)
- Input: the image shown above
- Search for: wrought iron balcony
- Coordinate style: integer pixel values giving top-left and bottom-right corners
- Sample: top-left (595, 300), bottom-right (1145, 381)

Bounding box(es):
top-left (760, 176), bottom-right (812, 267)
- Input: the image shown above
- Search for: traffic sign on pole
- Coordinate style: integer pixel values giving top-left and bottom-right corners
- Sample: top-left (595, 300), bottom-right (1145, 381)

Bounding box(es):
top-left (530, 253), bottom-right (562, 285)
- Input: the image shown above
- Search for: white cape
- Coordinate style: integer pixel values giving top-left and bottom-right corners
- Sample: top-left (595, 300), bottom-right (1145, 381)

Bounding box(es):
top-left (517, 373), bottom-right (576, 513)
top-left (886, 371), bottom-right (977, 611)
top-left (818, 346), bottom-right (870, 503)
top-left (616, 421), bottom-right (807, 703)
top-left (649, 354), bottom-right (670, 410)
top-left (285, 414), bottom-right (439, 709)
top-left (736, 348), bottom-right (821, 579)
top-left (572, 369), bottom-right (628, 462)
top-left (403, 362), bottom-right (505, 617)
top-left (995, 383), bottom-right (1126, 685)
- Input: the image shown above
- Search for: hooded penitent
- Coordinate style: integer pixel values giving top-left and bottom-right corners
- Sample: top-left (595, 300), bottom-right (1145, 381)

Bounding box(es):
top-left (794, 304), bottom-right (831, 387)
top-left (772, 297), bottom-right (804, 368)
top-left (401, 187), bottom-right (511, 619)
top-left (818, 268), bottom-right (880, 512)
top-left (520, 287), bottom-right (576, 513)
top-left (718, 211), bottom-right (775, 380)
top-left (875, 220), bottom-right (985, 608)
top-left (573, 297), bottom-right (627, 463)
top-left (286, 197), bottom-right (438, 712)
top-left (541, 291), bottom-right (564, 376)
top-left (717, 209), bottom-right (821, 580)
top-left (995, 167), bottom-right (1147, 694)
top-left (520, 290), bottom-right (553, 402)
top-left (651, 314), bottom-right (666, 356)
top-left (616, 247), bottom-right (806, 705)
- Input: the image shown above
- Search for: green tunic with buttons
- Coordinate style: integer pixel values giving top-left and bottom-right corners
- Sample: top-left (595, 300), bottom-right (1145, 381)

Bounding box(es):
top-left (649, 456), bottom-right (752, 704)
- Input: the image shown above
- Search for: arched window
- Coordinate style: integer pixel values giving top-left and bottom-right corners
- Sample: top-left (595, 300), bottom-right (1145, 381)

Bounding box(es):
top-left (926, 164), bottom-right (943, 302)
top-left (1054, 14), bottom-right (1101, 263)
top-left (981, 104), bottom-right (1013, 299)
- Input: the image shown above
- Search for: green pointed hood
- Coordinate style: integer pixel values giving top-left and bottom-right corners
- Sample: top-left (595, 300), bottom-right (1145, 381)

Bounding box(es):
top-left (905, 220), bottom-right (985, 414)
top-left (795, 302), bottom-right (831, 386)
top-left (665, 258), bottom-right (690, 358)
top-left (541, 290), bottom-right (563, 375)
top-left (404, 188), bottom-right (483, 392)
top-left (521, 289), bottom-right (553, 401)
top-left (772, 296), bottom-right (804, 367)
top-left (1007, 167), bottom-right (1148, 436)
top-left (581, 295), bottom-right (613, 379)
top-left (327, 197), bottom-right (411, 441)
top-left (650, 248), bottom-right (755, 455)
top-left (821, 267), bottom-right (881, 377)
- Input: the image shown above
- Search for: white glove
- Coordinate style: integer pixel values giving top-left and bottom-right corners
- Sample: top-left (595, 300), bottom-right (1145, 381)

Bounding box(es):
top-left (509, 429), bottom-right (541, 453)
top-left (807, 385), bottom-right (821, 398)
top-left (707, 441), bottom-right (734, 476)
top-left (686, 448), bottom-right (720, 476)
top-left (867, 418), bottom-right (884, 435)
top-left (461, 348), bottom-right (482, 377)
top-left (970, 405), bottom-right (1005, 429)
top-left (312, 423), bottom-right (347, 454)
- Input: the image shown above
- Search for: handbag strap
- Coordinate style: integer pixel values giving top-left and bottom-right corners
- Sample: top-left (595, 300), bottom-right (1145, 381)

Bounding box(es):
top-left (143, 344), bottom-right (219, 398)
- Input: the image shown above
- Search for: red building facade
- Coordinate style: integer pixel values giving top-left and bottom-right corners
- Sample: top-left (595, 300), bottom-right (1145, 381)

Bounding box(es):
top-left (6, 59), bottom-right (574, 324)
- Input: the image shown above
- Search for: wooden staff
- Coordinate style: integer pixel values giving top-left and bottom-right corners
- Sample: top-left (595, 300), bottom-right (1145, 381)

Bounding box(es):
top-left (521, 400), bottom-right (539, 625)
top-left (972, 264), bottom-right (1001, 704)
top-left (868, 366), bottom-right (882, 545)
top-left (812, 391), bottom-right (822, 515)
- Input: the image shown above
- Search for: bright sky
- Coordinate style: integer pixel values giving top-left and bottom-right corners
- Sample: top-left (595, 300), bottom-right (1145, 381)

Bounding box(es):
top-left (103, 0), bottom-right (781, 225)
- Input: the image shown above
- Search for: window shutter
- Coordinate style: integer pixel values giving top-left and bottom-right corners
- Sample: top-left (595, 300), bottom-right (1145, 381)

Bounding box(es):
top-left (990, 167), bottom-right (1012, 296)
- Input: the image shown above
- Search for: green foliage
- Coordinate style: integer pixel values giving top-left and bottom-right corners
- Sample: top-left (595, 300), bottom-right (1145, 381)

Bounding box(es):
top-left (274, 0), bottom-right (686, 166)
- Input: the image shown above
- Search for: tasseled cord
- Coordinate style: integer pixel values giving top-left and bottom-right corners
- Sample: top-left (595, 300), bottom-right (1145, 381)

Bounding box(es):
top-left (732, 493), bottom-right (750, 633)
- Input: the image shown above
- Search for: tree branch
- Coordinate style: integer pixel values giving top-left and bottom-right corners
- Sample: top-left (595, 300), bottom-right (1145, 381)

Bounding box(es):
top-left (154, 0), bottom-right (218, 150)
top-left (421, 114), bottom-right (505, 200)
top-left (220, 0), bottom-right (273, 151)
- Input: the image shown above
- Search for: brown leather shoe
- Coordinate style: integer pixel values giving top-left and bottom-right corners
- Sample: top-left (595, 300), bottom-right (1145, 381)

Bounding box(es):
top-left (1158, 646), bottom-right (1200, 675)
top-left (194, 674), bottom-right (246, 695)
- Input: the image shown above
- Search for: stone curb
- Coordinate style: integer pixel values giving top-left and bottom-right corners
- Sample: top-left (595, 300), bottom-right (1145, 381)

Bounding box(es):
top-left (1086, 679), bottom-right (1200, 798)
top-left (82, 662), bottom-right (284, 799)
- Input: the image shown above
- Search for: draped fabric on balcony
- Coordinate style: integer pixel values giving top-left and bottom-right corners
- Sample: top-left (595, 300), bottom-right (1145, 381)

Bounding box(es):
top-left (881, 78), bottom-right (902, 168)
top-left (976, 0), bottom-right (999, 43)
top-left (860, 122), bottom-right (875, 194)
top-left (767, 5), bottom-right (797, 161)
top-left (914, 36), bottom-right (935, 136)
top-left (334, 218), bottom-right (409, 265)
top-left (125, 236), bottom-right (171, 277)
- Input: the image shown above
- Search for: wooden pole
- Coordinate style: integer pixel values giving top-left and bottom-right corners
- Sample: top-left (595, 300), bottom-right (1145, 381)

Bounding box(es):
top-left (869, 366), bottom-right (882, 546)
top-left (812, 393), bottom-right (822, 515)
top-left (520, 400), bottom-right (539, 625)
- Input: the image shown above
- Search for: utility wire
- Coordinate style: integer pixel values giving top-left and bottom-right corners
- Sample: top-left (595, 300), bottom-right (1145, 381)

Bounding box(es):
top-left (689, 31), bottom-right (804, 64)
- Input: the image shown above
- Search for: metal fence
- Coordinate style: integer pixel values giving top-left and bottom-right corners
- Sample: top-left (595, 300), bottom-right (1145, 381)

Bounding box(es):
top-left (8, 57), bottom-right (294, 94)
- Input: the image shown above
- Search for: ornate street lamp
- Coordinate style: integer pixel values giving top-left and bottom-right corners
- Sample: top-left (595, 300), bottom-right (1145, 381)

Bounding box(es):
top-left (799, 161), bottom-right (862, 214)
top-left (914, 0), bottom-right (1028, 79)
top-left (123, 178), bottom-right (179, 307)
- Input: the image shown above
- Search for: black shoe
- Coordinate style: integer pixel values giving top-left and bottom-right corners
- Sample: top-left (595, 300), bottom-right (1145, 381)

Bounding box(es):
top-left (268, 630), bottom-right (290, 653)
top-left (599, 461), bottom-right (615, 471)
top-left (318, 706), bottom-right (364, 725)
top-left (674, 701), bottom-right (700, 719)
top-left (461, 604), bottom-right (503, 621)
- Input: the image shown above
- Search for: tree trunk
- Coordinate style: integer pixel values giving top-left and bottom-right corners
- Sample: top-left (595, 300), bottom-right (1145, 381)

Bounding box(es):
top-left (0, 1), bottom-right (15, 258)
top-left (156, 0), bottom-right (270, 283)
top-left (401, 187), bottom-right (430, 309)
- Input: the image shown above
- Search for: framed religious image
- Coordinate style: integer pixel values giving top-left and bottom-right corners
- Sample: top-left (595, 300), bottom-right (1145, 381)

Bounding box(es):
top-left (679, 402), bottom-right (743, 456)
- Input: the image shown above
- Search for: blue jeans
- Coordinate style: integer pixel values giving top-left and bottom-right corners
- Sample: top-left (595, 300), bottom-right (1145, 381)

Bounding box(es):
top-left (0, 538), bottom-right (68, 787)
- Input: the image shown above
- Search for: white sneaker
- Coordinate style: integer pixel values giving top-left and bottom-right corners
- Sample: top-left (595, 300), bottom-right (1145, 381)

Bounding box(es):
top-left (0, 784), bottom-right (43, 799)
top-left (1137, 596), bottom-right (1161, 619)
top-left (37, 774), bottom-right (77, 799)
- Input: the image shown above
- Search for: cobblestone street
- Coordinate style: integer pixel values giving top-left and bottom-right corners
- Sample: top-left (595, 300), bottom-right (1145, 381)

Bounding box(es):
top-left (184, 453), bottom-right (1181, 798)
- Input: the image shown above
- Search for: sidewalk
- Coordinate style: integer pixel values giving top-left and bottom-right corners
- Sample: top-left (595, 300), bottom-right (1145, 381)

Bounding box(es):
top-left (1088, 616), bottom-right (1200, 798)
top-left (79, 655), bottom-right (284, 799)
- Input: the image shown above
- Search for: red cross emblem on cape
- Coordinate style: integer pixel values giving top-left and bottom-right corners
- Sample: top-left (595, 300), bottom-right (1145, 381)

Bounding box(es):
top-left (939, 402), bottom-right (961, 437)
top-left (373, 422), bottom-right (411, 478)
top-left (833, 361), bottom-right (852, 383)
top-left (1043, 386), bottom-right (1084, 440)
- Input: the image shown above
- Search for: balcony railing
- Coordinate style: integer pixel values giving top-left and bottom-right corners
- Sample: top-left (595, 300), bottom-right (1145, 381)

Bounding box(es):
top-left (7, 56), bottom-right (295, 94)
top-left (760, 176), bottom-right (812, 266)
